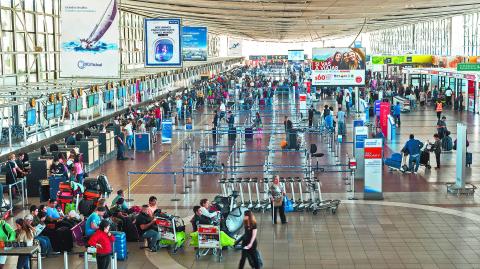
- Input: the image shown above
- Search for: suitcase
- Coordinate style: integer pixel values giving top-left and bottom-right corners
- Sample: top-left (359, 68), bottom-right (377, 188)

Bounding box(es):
top-left (420, 150), bottom-right (430, 167)
top-left (83, 190), bottom-right (101, 201)
top-left (442, 136), bottom-right (453, 151)
top-left (50, 226), bottom-right (73, 252)
top-left (97, 174), bottom-right (112, 195)
top-left (83, 178), bottom-right (99, 191)
top-left (125, 218), bottom-right (140, 242)
top-left (466, 152), bottom-right (472, 167)
top-left (245, 127), bottom-right (253, 139)
top-left (48, 175), bottom-right (65, 200)
top-left (78, 199), bottom-right (95, 217)
top-left (228, 127), bottom-right (237, 141)
top-left (57, 190), bottom-right (74, 207)
top-left (112, 231), bottom-right (128, 261)
top-left (287, 131), bottom-right (298, 150)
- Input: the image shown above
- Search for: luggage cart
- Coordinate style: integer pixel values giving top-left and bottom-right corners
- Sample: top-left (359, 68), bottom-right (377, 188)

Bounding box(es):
top-left (195, 224), bottom-right (222, 262)
top-left (156, 216), bottom-right (185, 254)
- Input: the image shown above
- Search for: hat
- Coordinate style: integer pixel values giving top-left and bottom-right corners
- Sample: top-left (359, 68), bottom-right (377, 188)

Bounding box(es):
top-left (24, 214), bottom-right (33, 221)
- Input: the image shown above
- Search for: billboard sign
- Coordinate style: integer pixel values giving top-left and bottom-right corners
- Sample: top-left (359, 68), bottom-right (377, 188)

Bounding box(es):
top-left (60, 0), bottom-right (120, 78)
top-left (288, 50), bottom-right (304, 61)
top-left (182, 26), bottom-right (207, 61)
top-left (145, 18), bottom-right (182, 67)
top-left (228, 38), bottom-right (242, 56)
top-left (311, 47), bottom-right (366, 86)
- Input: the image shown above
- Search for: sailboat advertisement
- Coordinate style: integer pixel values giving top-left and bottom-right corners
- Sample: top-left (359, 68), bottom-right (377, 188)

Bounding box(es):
top-left (60, 0), bottom-right (120, 78)
top-left (227, 37), bottom-right (242, 57)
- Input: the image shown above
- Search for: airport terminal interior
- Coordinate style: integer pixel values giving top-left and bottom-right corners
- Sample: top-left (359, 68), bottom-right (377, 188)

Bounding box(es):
top-left (2, 0), bottom-right (480, 268)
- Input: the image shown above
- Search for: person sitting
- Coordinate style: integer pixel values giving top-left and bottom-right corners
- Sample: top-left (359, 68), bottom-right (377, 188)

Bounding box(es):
top-left (15, 218), bottom-right (35, 269)
top-left (45, 199), bottom-right (63, 222)
top-left (24, 214), bottom-right (56, 257)
top-left (199, 199), bottom-right (218, 220)
top-left (85, 207), bottom-right (107, 238)
top-left (135, 205), bottom-right (160, 252)
top-left (111, 190), bottom-right (128, 211)
top-left (402, 134), bottom-right (424, 174)
top-left (147, 196), bottom-right (160, 217)
top-left (191, 206), bottom-right (211, 232)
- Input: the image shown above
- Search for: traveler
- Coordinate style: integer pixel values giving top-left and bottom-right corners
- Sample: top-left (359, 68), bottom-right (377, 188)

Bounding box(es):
top-left (199, 199), bottom-right (218, 220)
top-left (431, 134), bottom-right (442, 169)
top-left (85, 207), bottom-right (107, 237)
top-left (72, 155), bottom-right (84, 184)
top-left (65, 132), bottom-right (76, 146)
top-left (322, 105), bottom-right (330, 119)
top-left (87, 220), bottom-right (115, 269)
top-left (269, 175), bottom-right (287, 224)
top-left (393, 102), bottom-right (401, 127)
top-left (24, 214), bottom-right (54, 257)
top-left (308, 106), bottom-right (315, 128)
top-left (253, 112), bottom-right (262, 128)
top-left (135, 205), bottom-right (159, 252)
top-left (436, 116), bottom-right (447, 139)
top-left (111, 190), bottom-right (128, 211)
top-left (49, 157), bottom-right (68, 179)
top-left (154, 104), bottom-right (162, 131)
top-left (419, 91), bottom-right (426, 106)
top-left (15, 218), bottom-right (34, 269)
top-left (0, 218), bottom-right (15, 269)
top-left (435, 100), bottom-right (443, 120)
top-left (445, 87), bottom-right (453, 106)
top-left (116, 127), bottom-right (128, 161)
top-left (45, 199), bottom-right (62, 222)
top-left (238, 211), bottom-right (260, 269)
top-left (402, 134), bottom-right (424, 174)
top-left (337, 108), bottom-right (346, 135)
top-left (124, 120), bottom-right (134, 150)
top-left (190, 206), bottom-right (211, 232)
top-left (147, 196), bottom-right (159, 217)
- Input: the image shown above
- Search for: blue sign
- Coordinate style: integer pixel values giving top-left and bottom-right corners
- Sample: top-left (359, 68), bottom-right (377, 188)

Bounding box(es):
top-left (374, 100), bottom-right (381, 116)
top-left (355, 135), bottom-right (368, 149)
top-left (182, 26), bottom-right (207, 61)
top-left (161, 119), bottom-right (172, 144)
top-left (353, 120), bottom-right (364, 127)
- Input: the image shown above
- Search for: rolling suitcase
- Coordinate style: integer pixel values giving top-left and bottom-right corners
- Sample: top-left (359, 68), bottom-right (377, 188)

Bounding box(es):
top-left (50, 226), bottom-right (73, 252)
top-left (245, 127), bottom-right (253, 140)
top-left (442, 136), bottom-right (453, 151)
top-left (112, 231), bottom-right (128, 260)
top-left (78, 199), bottom-right (95, 217)
top-left (83, 178), bottom-right (99, 191)
top-left (97, 174), bottom-right (112, 195)
top-left (287, 131), bottom-right (298, 150)
top-left (420, 150), bottom-right (431, 169)
top-left (466, 152), bottom-right (472, 167)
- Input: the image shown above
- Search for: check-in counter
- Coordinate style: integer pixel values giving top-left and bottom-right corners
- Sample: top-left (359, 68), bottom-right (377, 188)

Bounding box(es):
top-left (51, 145), bottom-right (79, 159)
top-left (76, 138), bottom-right (98, 165)
top-left (91, 130), bottom-right (115, 155)
top-left (134, 132), bottom-right (151, 152)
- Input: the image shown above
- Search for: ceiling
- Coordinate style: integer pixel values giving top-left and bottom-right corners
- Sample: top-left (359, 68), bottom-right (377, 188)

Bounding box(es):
top-left (121, 0), bottom-right (480, 41)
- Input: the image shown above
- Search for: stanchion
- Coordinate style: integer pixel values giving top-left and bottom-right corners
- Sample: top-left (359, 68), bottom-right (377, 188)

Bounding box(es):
top-left (63, 252), bottom-right (68, 269)
top-left (181, 169), bottom-right (191, 194)
top-left (126, 173), bottom-right (133, 204)
top-left (171, 173), bottom-right (180, 201)
top-left (83, 252), bottom-right (88, 269)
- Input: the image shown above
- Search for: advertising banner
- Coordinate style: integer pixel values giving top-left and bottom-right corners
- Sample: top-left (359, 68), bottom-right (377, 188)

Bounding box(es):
top-left (288, 50), bottom-right (304, 61)
top-left (145, 18), bottom-right (182, 67)
top-left (299, 94), bottom-right (307, 113)
top-left (60, 0), bottom-right (120, 78)
top-left (372, 55), bottom-right (432, 65)
top-left (182, 26), bottom-right (207, 61)
top-left (161, 119), bottom-right (172, 144)
top-left (227, 38), bottom-right (242, 57)
top-left (364, 138), bottom-right (383, 199)
top-left (380, 102), bottom-right (390, 137)
top-left (311, 47), bottom-right (366, 86)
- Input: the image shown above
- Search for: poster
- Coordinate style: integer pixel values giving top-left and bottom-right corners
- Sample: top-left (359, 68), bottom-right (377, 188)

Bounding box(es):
top-left (182, 26), bottom-right (207, 61)
top-left (227, 38), bottom-right (242, 56)
top-left (161, 119), bottom-right (172, 144)
top-left (60, 0), bottom-right (120, 78)
top-left (145, 18), bottom-right (182, 67)
top-left (288, 50), bottom-right (304, 61)
top-left (364, 138), bottom-right (383, 198)
top-left (311, 47), bottom-right (366, 86)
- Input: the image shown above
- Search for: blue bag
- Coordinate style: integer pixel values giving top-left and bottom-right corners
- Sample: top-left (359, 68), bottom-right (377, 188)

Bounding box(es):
top-left (284, 196), bottom-right (294, 213)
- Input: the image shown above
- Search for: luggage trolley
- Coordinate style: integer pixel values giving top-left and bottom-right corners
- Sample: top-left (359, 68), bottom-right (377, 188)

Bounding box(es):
top-left (196, 224), bottom-right (222, 262)
top-left (156, 215), bottom-right (185, 254)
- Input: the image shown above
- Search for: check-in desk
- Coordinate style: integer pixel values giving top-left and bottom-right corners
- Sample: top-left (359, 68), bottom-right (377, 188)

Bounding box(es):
top-left (27, 155), bottom-right (53, 200)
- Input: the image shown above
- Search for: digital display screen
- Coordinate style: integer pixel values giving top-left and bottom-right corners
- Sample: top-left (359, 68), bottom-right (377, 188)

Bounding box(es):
top-left (55, 103), bottom-right (62, 118)
top-left (288, 50), bottom-right (304, 61)
top-left (26, 109), bottom-right (36, 126)
top-left (69, 99), bottom-right (77, 113)
top-left (76, 98), bottom-right (83, 111)
top-left (104, 91), bottom-right (111, 103)
top-left (45, 104), bottom-right (55, 120)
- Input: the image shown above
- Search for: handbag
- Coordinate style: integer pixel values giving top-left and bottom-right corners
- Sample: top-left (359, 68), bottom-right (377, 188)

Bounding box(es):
top-left (273, 197), bottom-right (283, 207)
top-left (283, 196), bottom-right (294, 213)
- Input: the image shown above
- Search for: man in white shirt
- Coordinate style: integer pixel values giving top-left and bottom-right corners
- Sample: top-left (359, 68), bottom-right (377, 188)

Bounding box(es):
top-left (124, 120), bottom-right (134, 150)
top-left (445, 87), bottom-right (453, 106)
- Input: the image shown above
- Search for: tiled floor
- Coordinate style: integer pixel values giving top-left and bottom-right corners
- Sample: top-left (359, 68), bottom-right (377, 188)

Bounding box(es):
top-left (7, 92), bottom-right (480, 268)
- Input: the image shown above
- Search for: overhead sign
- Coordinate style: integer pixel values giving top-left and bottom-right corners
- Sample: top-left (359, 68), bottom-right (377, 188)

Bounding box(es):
top-left (228, 38), bottom-right (242, 56)
top-left (60, 0), bottom-right (120, 78)
top-left (457, 63), bottom-right (480, 72)
top-left (145, 18), bottom-right (182, 67)
top-left (182, 26), bottom-right (207, 61)
top-left (371, 55), bottom-right (432, 65)
top-left (311, 47), bottom-right (366, 86)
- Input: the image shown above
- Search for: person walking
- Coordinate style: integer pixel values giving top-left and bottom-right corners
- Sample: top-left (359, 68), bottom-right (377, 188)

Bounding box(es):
top-left (269, 175), bottom-right (287, 224)
top-left (435, 100), bottom-right (443, 120)
top-left (393, 102), bottom-right (401, 127)
top-left (88, 220), bottom-right (115, 269)
top-left (431, 134), bottom-right (442, 169)
top-left (337, 107), bottom-right (346, 135)
top-left (238, 211), bottom-right (260, 269)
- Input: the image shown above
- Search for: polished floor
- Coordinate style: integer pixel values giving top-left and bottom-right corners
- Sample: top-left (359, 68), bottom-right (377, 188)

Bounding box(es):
top-left (5, 93), bottom-right (480, 269)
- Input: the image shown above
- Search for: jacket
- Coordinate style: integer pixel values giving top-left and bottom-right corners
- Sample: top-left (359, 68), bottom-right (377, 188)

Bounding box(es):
top-left (431, 140), bottom-right (442, 154)
top-left (0, 221), bottom-right (16, 242)
top-left (402, 139), bottom-right (424, 156)
top-left (88, 230), bottom-right (115, 255)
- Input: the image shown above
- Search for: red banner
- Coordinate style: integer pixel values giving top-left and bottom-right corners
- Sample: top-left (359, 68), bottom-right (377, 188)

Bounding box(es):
top-left (364, 147), bottom-right (382, 159)
top-left (380, 102), bottom-right (390, 137)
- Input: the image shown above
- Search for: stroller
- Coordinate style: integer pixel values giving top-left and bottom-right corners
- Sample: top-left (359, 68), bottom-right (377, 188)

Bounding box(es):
top-left (199, 151), bottom-right (218, 172)
top-left (211, 192), bottom-right (248, 236)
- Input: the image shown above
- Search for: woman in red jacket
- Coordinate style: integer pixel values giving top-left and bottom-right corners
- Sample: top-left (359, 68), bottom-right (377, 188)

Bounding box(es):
top-left (88, 220), bottom-right (115, 269)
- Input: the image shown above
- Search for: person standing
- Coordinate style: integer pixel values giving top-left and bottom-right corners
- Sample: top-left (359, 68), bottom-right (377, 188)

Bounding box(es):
top-left (238, 211), bottom-right (260, 269)
top-left (445, 87), bottom-right (453, 106)
top-left (154, 104), bottom-right (162, 132)
top-left (337, 107), bottom-right (346, 135)
top-left (435, 100), bottom-right (443, 120)
top-left (116, 127), bottom-right (127, 161)
top-left (431, 134), bottom-right (442, 169)
top-left (269, 176), bottom-right (287, 224)
top-left (393, 102), bottom-right (401, 127)
top-left (308, 106), bottom-right (315, 128)
top-left (436, 116), bottom-right (447, 139)
top-left (124, 120), bottom-right (134, 150)
top-left (88, 220), bottom-right (115, 269)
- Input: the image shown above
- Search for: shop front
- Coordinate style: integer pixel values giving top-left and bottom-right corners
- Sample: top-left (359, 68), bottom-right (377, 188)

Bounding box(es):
top-left (370, 55), bottom-right (433, 82)
top-left (403, 67), bottom-right (479, 113)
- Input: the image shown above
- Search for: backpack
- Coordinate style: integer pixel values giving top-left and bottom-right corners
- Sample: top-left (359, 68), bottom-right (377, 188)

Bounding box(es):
top-left (442, 136), bottom-right (453, 151)
top-left (97, 174), bottom-right (113, 195)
